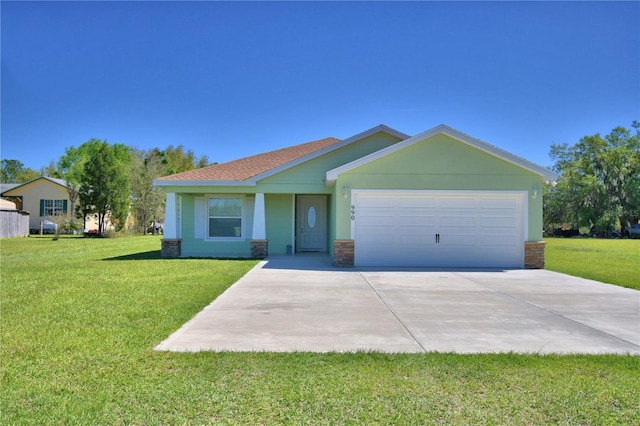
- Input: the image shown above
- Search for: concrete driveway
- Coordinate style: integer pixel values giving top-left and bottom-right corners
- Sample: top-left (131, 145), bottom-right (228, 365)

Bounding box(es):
top-left (156, 256), bottom-right (640, 354)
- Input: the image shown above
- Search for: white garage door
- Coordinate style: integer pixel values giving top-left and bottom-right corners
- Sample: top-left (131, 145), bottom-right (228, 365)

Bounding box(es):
top-left (353, 191), bottom-right (525, 268)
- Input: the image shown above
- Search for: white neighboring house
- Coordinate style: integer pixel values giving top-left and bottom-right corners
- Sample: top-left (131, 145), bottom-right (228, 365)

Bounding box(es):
top-left (0, 176), bottom-right (100, 232)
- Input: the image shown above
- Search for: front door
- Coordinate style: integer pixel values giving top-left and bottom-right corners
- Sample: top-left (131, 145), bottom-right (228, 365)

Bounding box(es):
top-left (296, 195), bottom-right (326, 252)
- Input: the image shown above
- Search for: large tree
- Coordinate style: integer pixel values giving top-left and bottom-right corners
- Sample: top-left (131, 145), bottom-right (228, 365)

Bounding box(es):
top-left (130, 148), bottom-right (166, 233)
top-left (0, 159), bottom-right (39, 183)
top-left (77, 141), bottom-right (131, 234)
top-left (545, 123), bottom-right (640, 235)
top-left (58, 140), bottom-right (210, 234)
top-left (129, 146), bottom-right (210, 233)
top-left (159, 145), bottom-right (209, 175)
top-left (58, 139), bottom-right (106, 227)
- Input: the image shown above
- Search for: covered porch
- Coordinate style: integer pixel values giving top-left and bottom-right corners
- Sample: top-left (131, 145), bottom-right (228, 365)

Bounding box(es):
top-left (161, 192), bottom-right (335, 259)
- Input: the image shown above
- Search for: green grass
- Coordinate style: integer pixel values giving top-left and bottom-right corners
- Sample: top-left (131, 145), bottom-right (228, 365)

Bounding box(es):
top-left (2, 236), bottom-right (639, 424)
top-left (545, 237), bottom-right (640, 290)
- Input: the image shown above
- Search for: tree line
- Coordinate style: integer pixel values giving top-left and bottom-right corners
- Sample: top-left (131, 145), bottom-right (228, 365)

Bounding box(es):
top-left (3, 123), bottom-right (638, 237)
top-left (1, 140), bottom-right (210, 234)
top-left (544, 122), bottom-right (639, 236)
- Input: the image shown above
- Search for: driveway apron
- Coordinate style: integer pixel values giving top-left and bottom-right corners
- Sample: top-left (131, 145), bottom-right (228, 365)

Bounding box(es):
top-left (156, 256), bottom-right (640, 354)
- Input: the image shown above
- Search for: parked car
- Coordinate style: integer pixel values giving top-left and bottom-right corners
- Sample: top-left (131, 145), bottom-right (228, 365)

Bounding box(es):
top-left (30, 220), bottom-right (57, 234)
top-left (625, 223), bottom-right (640, 239)
top-left (554, 228), bottom-right (580, 238)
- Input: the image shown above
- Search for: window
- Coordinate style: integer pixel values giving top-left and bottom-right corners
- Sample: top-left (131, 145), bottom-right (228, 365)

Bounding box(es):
top-left (40, 199), bottom-right (67, 217)
top-left (208, 197), bottom-right (242, 238)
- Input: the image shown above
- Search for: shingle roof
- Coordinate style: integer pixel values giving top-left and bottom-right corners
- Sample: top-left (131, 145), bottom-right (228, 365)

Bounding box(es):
top-left (0, 183), bottom-right (20, 194)
top-left (1, 176), bottom-right (68, 195)
top-left (156, 137), bottom-right (341, 182)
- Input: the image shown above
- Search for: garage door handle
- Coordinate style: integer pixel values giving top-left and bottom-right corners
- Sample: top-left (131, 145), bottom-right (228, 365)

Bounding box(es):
top-left (435, 233), bottom-right (440, 244)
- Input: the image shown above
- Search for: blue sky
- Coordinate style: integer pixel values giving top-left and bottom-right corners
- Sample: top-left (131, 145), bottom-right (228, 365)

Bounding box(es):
top-left (2, 1), bottom-right (638, 171)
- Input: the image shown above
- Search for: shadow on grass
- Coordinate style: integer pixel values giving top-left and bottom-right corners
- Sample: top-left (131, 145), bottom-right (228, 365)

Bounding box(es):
top-left (103, 250), bottom-right (162, 261)
top-left (102, 251), bottom-right (261, 262)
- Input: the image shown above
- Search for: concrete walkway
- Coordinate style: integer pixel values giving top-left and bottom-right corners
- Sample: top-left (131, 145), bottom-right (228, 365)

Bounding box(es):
top-left (156, 255), bottom-right (640, 354)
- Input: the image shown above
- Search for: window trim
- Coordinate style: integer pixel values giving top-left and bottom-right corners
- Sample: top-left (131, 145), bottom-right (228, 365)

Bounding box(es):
top-left (205, 195), bottom-right (245, 241)
top-left (41, 199), bottom-right (67, 217)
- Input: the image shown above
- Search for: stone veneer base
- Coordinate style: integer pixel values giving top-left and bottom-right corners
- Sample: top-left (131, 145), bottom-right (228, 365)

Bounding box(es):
top-left (161, 238), bottom-right (182, 258)
top-left (333, 239), bottom-right (354, 267)
top-left (251, 240), bottom-right (268, 258)
top-left (524, 241), bottom-right (546, 269)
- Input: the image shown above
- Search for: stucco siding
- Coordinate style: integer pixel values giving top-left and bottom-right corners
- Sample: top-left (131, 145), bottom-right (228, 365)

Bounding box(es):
top-left (179, 193), bottom-right (319, 256)
top-left (328, 191), bottom-right (337, 257)
top-left (265, 194), bottom-right (294, 255)
top-left (180, 193), bottom-right (255, 257)
top-left (346, 134), bottom-right (534, 176)
top-left (180, 194), bottom-right (196, 240)
top-left (335, 134), bottom-right (544, 241)
top-left (256, 133), bottom-right (403, 191)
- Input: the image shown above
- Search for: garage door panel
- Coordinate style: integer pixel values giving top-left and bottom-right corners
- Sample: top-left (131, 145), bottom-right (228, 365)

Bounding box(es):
top-left (399, 236), bottom-right (432, 249)
top-left (398, 213), bottom-right (436, 225)
top-left (360, 247), bottom-right (433, 267)
top-left (440, 216), bottom-right (478, 228)
top-left (481, 215), bottom-right (517, 226)
top-left (357, 196), bottom-right (395, 207)
top-left (399, 197), bottom-right (436, 208)
top-left (358, 228), bottom-right (393, 241)
top-left (358, 214), bottom-right (392, 226)
top-left (440, 233), bottom-right (476, 244)
top-left (354, 192), bottom-right (524, 268)
top-left (484, 234), bottom-right (519, 245)
top-left (439, 197), bottom-right (476, 207)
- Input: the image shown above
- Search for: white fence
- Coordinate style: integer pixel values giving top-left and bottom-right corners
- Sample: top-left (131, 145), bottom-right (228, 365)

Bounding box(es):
top-left (0, 209), bottom-right (30, 238)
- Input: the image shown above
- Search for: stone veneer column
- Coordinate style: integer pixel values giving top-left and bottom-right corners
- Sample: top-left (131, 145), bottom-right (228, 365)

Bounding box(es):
top-left (161, 238), bottom-right (182, 258)
top-left (251, 239), bottom-right (268, 258)
top-left (524, 241), bottom-right (546, 269)
top-left (333, 240), bottom-right (354, 267)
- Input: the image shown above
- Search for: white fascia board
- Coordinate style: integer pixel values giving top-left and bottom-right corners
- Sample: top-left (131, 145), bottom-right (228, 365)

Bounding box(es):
top-left (437, 126), bottom-right (559, 181)
top-left (246, 124), bottom-right (411, 184)
top-left (152, 179), bottom-right (254, 188)
top-left (346, 124), bottom-right (411, 142)
top-left (152, 125), bottom-right (410, 189)
top-left (326, 124), bottom-right (558, 184)
top-left (2, 176), bottom-right (69, 193)
top-left (182, 124), bottom-right (409, 186)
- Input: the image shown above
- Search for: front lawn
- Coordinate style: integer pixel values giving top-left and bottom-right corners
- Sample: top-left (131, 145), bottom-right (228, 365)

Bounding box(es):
top-left (544, 237), bottom-right (640, 290)
top-left (1, 236), bottom-right (638, 424)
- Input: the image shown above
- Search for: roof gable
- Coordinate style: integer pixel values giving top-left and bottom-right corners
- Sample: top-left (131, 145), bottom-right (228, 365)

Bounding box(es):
top-left (0, 183), bottom-right (20, 194)
top-left (155, 137), bottom-right (342, 184)
top-left (326, 124), bottom-right (558, 184)
top-left (1, 176), bottom-right (68, 195)
top-left (153, 125), bottom-right (410, 187)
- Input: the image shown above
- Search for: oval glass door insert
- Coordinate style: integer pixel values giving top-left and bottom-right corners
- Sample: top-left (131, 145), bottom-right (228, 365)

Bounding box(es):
top-left (307, 206), bottom-right (317, 229)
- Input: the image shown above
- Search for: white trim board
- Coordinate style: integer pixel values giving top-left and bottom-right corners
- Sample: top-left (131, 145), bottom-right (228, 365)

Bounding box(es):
top-left (327, 124), bottom-right (558, 185)
top-left (154, 125), bottom-right (410, 188)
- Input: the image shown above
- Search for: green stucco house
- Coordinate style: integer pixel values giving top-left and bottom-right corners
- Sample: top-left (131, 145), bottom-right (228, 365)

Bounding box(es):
top-left (153, 124), bottom-right (557, 268)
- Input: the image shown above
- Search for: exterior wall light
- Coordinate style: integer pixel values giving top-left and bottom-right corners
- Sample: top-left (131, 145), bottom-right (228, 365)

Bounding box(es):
top-left (532, 186), bottom-right (539, 199)
top-left (343, 185), bottom-right (349, 199)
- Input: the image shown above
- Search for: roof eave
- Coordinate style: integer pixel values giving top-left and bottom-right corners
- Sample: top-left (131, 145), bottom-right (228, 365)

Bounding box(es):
top-left (326, 124), bottom-right (558, 184)
top-left (438, 126), bottom-right (559, 181)
top-left (152, 179), bottom-right (256, 188)
top-left (249, 125), bottom-right (410, 183)
top-left (1, 176), bottom-right (69, 194)
top-left (154, 125), bottom-right (410, 187)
